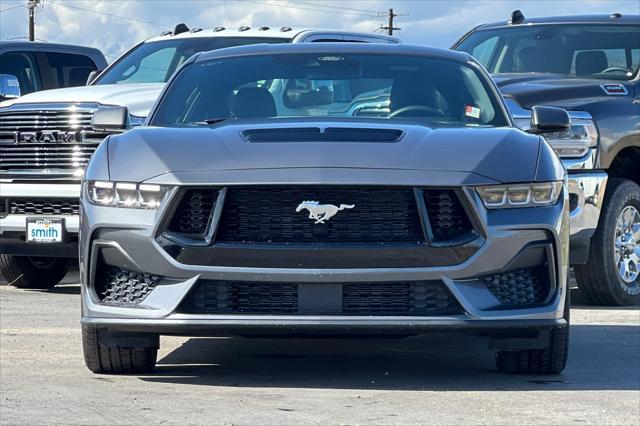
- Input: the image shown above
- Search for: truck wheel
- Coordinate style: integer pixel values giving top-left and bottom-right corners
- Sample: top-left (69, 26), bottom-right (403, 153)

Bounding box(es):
top-left (0, 255), bottom-right (70, 289)
top-left (575, 178), bottom-right (640, 306)
top-left (82, 325), bottom-right (157, 374)
top-left (495, 287), bottom-right (570, 375)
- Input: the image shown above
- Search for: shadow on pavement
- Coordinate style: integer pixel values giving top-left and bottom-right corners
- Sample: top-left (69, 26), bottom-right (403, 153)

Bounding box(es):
top-left (143, 324), bottom-right (640, 391)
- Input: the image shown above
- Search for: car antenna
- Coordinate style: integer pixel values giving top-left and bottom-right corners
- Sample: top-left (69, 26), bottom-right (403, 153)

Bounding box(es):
top-left (173, 23), bottom-right (190, 35)
top-left (508, 10), bottom-right (525, 25)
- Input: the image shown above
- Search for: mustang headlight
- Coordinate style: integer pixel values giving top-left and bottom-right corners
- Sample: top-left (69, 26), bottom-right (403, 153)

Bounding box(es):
top-left (86, 181), bottom-right (170, 209)
top-left (515, 117), bottom-right (598, 158)
top-left (477, 182), bottom-right (563, 209)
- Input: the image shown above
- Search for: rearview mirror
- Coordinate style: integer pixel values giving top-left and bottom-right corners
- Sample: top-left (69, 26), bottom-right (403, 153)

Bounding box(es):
top-left (86, 69), bottom-right (102, 85)
top-left (0, 74), bottom-right (21, 100)
top-left (529, 106), bottom-right (570, 134)
top-left (91, 106), bottom-right (129, 132)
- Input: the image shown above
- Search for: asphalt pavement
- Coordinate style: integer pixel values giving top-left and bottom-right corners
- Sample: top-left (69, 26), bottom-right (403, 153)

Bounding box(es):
top-left (1, 271), bottom-right (639, 425)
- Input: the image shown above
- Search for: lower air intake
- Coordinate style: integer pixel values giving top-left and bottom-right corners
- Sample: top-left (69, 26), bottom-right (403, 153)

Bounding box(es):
top-left (95, 267), bottom-right (162, 305)
top-left (179, 280), bottom-right (461, 316)
top-left (482, 267), bottom-right (550, 305)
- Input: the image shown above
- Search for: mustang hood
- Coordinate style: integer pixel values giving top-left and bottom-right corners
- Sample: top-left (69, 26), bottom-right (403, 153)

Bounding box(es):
top-left (494, 73), bottom-right (635, 110)
top-left (104, 121), bottom-right (546, 185)
top-left (0, 83), bottom-right (164, 117)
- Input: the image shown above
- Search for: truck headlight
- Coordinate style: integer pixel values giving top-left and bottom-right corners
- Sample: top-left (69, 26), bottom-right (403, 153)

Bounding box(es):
top-left (477, 182), bottom-right (563, 209)
top-left (86, 181), bottom-right (170, 209)
top-left (515, 117), bottom-right (598, 158)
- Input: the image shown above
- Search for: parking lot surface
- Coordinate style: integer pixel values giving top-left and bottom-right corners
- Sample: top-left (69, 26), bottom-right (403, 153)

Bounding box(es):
top-left (1, 272), bottom-right (639, 425)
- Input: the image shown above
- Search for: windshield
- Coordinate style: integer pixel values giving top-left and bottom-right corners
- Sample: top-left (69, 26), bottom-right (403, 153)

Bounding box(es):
top-left (95, 37), bottom-right (289, 85)
top-left (456, 24), bottom-right (640, 80)
top-left (151, 53), bottom-right (508, 127)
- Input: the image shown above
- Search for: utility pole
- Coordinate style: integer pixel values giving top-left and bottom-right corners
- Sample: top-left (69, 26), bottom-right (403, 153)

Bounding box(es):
top-left (380, 8), bottom-right (401, 36)
top-left (28, 0), bottom-right (41, 41)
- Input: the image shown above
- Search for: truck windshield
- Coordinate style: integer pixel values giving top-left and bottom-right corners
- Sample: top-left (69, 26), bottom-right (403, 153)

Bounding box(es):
top-left (456, 24), bottom-right (640, 80)
top-left (151, 53), bottom-right (508, 127)
top-left (95, 37), bottom-right (288, 85)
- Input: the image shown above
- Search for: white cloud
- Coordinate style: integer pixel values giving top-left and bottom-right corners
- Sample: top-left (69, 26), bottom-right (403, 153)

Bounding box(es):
top-left (0, 0), bottom-right (638, 60)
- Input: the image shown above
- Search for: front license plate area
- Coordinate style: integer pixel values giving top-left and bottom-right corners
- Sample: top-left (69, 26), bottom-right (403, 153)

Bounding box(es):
top-left (26, 217), bottom-right (64, 243)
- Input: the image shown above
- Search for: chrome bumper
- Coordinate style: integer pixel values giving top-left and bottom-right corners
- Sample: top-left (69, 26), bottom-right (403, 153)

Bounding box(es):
top-left (0, 182), bottom-right (81, 234)
top-left (567, 172), bottom-right (608, 237)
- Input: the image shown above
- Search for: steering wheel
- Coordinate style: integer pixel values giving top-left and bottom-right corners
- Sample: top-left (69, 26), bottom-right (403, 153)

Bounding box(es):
top-left (600, 67), bottom-right (629, 74)
top-left (389, 105), bottom-right (445, 119)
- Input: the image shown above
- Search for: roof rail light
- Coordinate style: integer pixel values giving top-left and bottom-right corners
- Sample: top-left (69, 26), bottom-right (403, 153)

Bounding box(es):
top-left (213, 26), bottom-right (225, 32)
top-left (508, 10), bottom-right (525, 25)
top-left (611, 12), bottom-right (622, 18)
top-left (280, 26), bottom-right (292, 32)
top-left (258, 26), bottom-right (270, 31)
top-left (173, 23), bottom-right (190, 35)
top-left (190, 28), bottom-right (202, 33)
top-left (238, 26), bottom-right (250, 32)
top-left (160, 30), bottom-right (172, 36)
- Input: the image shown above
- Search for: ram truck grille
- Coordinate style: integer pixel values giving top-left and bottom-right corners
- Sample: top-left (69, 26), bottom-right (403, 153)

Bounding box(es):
top-left (7, 198), bottom-right (80, 215)
top-left (0, 106), bottom-right (108, 173)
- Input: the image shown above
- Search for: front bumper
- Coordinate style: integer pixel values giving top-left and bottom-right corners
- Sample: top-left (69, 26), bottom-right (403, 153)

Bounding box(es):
top-left (80, 183), bottom-right (570, 335)
top-left (566, 171), bottom-right (608, 264)
top-left (0, 182), bottom-right (80, 257)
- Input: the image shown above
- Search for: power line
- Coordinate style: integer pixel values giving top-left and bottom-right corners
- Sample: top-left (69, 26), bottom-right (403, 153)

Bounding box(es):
top-left (48, 0), bottom-right (172, 28)
top-left (235, 0), bottom-right (381, 18)
top-left (0, 3), bottom-right (27, 14)
top-left (293, 1), bottom-right (382, 15)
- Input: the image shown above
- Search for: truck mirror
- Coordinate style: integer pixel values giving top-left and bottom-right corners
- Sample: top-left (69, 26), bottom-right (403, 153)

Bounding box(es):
top-left (529, 106), bottom-right (571, 134)
top-left (91, 106), bottom-right (129, 132)
top-left (0, 74), bottom-right (21, 100)
top-left (86, 70), bottom-right (102, 85)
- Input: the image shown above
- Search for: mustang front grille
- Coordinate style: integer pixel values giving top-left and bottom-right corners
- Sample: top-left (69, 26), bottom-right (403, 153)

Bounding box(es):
top-left (178, 280), bottom-right (462, 316)
top-left (216, 186), bottom-right (424, 243)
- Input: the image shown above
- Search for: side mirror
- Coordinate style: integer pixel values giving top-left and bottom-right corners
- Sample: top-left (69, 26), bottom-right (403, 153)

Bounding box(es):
top-left (0, 74), bottom-right (21, 100)
top-left (529, 106), bottom-right (570, 134)
top-left (86, 70), bottom-right (102, 85)
top-left (91, 106), bottom-right (129, 132)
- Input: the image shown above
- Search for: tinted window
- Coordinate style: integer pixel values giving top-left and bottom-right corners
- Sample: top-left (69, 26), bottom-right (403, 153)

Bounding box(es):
top-left (97, 37), bottom-right (289, 85)
top-left (0, 52), bottom-right (40, 95)
top-left (456, 25), bottom-right (640, 80)
top-left (151, 53), bottom-right (507, 128)
top-left (41, 52), bottom-right (98, 88)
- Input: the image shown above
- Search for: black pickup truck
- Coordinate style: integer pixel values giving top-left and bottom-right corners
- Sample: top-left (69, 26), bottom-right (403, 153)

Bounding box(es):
top-left (453, 11), bottom-right (640, 305)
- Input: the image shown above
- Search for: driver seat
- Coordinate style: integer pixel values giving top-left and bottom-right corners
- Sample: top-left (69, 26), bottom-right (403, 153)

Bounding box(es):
top-left (390, 77), bottom-right (440, 115)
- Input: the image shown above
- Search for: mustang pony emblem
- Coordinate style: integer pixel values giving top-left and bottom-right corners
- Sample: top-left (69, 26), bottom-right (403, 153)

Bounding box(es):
top-left (296, 201), bottom-right (355, 224)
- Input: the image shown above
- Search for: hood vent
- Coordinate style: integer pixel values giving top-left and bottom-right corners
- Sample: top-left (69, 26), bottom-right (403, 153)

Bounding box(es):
top-left (242, 127), bottom-right (404, 143)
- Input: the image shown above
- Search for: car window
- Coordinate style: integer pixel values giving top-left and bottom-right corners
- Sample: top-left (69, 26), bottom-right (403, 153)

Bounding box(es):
top-left (96, 37), bottom-right (289, 85)
top-left (152, 53), bottom-right (508, 128)
top-left (456, 24), bottom-right (640, 80)
top-left (0, 52), bottom-right (41, 95)
top-left (40, 52), bottom-right (99, 88)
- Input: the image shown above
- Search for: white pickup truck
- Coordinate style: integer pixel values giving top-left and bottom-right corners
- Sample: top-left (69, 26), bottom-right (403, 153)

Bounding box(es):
top-left (0, 25), bottom-right (398, 288)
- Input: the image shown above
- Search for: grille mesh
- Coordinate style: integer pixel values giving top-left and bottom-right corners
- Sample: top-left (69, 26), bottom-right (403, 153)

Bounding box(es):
top-left (216, 187), bottom-right (424, 243)
top-left (168, 189), bottom-right (219, 236)
top-left (482, 267), bottom-right (550, 305)
top-left (0, 107), bottom-right (106, 171)
top-left (96, 267), bottom-right (162, 305)
top-left (8, 198), bottom-right (79, 215)
top-left (424, 190), bottom-right (474, 242)
top-left (179, 281), bottom-right (461, 316)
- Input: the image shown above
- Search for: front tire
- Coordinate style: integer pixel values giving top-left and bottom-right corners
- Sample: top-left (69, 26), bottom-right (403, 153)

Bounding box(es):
top-left (82, 325), bottom-right (158, 374)
top-left (574, 178), bottom-right (640, 306)
top-left (495, 288), bottom-right (570, 375)
top-left (0, 255), bottom-right (70, 289)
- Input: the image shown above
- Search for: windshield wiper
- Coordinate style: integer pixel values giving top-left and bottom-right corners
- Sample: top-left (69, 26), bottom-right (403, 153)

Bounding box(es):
top-left (191, 118), bottom-right (231, 126)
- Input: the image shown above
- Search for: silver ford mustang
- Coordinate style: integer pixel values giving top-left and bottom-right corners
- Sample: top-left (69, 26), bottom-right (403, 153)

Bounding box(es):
top-left (80, 43), bottom-right (571, 375)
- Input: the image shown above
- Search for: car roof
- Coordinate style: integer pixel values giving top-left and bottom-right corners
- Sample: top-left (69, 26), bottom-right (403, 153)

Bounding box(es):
top-left (193, 42), bottom-right (470, 63)
top-left (144, 27), bottom-right (396, 43)
top-left (477, 13), bottom-right (640, 30)
top-left (0, 41), bottom-right (107, 67)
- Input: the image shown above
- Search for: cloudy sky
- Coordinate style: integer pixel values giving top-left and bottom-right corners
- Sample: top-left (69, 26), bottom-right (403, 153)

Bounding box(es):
top-left (1, 0), bottom-right (638, 61)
